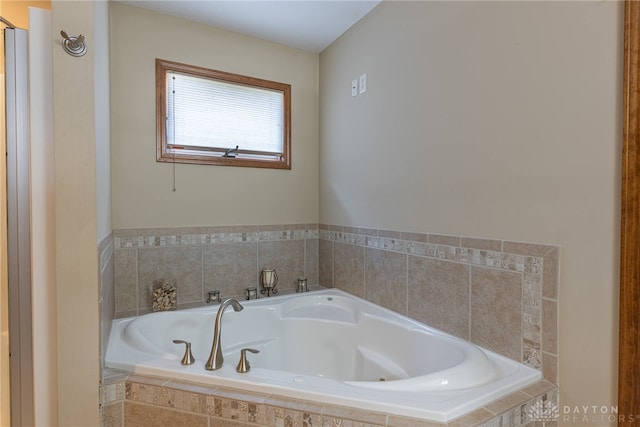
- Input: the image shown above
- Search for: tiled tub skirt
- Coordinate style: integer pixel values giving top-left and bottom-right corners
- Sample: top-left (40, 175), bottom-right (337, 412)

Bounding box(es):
top-left (100, 369), bottom-right (558, 427)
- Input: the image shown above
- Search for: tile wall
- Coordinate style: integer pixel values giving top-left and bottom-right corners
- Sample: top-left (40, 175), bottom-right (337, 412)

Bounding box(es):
top-left (111, 223), bottom-right (559, 382)
top-left (319, 224), bottom-right (559, 384)
top-left (106, 223), bottom-right (559, 426)
top-left (112, 225), bottom-right (319, 317)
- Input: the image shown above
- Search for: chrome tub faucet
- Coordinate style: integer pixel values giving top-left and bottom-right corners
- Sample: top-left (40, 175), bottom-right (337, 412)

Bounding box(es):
top-left (205, 298), bottom-right (244, 371)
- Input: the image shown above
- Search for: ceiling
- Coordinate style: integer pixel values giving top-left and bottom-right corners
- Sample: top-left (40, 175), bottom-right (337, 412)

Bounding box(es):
top-left (118, 0), bottom-right (382, 53)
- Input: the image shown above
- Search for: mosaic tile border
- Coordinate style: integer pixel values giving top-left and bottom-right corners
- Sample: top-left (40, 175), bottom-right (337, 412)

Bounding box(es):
top-left (319, 226), bottom-right (554, 275)
top-left (99, 372), bottom-right (558, 427)
top-left (114, 224), bottom-right (319, 249)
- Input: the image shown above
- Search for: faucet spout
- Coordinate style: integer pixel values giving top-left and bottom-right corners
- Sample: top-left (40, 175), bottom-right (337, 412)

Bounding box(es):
top-left (205, 298), bottom-right (244, 371)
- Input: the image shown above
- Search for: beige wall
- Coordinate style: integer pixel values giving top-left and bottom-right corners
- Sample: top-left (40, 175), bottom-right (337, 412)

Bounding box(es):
top-left (320, 1), bottom-right (621, 425)
top-left (42, 0), bottom-right (623, 425)
top-left (29, 7), bottom-right (57, 425)
top-left (94, 0), bottom-right (111, 242)
top-left (52, 0), bottom-right (102, 425)
top-left (110, 3), bottom-right (319, 229)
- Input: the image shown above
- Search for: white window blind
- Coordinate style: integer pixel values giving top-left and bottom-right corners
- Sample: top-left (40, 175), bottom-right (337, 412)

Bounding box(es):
top-left (166, 71), bottom-right (284, 155)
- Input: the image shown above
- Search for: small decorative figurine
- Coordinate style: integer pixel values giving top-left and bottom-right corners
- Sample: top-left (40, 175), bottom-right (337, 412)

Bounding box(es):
top-left (152, 279), bottom-right (177, 311)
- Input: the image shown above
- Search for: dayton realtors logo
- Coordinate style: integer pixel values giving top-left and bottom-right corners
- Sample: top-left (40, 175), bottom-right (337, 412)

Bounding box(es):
top-left (529, 402), bottom-right (639, 424)
top-left (561, 406), bottom-right (637, 424)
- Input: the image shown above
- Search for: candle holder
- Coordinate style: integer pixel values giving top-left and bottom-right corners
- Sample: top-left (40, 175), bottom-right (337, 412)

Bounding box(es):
top-left (260, 269), bottom-right (278, 297)
top-left (296, 278), bottom-right (308, 293)
top-left (245, 287), bottom-right (258, 300)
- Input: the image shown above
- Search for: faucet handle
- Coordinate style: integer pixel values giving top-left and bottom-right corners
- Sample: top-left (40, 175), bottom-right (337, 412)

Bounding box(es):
top-left (172, 340), bottom-right (195, 365)
top-left (206, 290), bottom-right (221, 304)
top-left (236, 348), bottom-right (259, 373)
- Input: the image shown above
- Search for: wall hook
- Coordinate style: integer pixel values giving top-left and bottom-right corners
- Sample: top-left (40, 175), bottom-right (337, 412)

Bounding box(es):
top-left (60, 30), bottom-right (87, 57)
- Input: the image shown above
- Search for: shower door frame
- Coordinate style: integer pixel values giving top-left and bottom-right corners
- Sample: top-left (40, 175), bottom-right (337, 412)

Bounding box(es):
top-left (5, 26), bottom-right (35, 426)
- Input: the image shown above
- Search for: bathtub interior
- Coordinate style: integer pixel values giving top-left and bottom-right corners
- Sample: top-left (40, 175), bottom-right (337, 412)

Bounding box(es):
top-left (106, 289), bottom-right (542, 421)
top-left (119, 293), bottom-right (497, 388)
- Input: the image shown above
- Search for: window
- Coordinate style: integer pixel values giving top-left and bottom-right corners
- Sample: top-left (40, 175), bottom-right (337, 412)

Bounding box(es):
top-left (156, 59), bottom-right (291, 169)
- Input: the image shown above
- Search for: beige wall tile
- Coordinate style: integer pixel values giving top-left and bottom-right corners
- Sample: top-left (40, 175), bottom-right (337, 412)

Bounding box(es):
top-left (379, 229), bottom-right (401, 239)
top-left (138, 245), bottom-right (203, 308)
top-left (471, 267), bottom-right (523, 362)
top-left (319, 239), bottom-right (334, 287)
top-left (428, 234), bottom-right (460, 246)
top-left (124, 402), bottom-right (208, 427)
top-left (203, 242), bottom-right (258, 298)
top-left (520, 380), bottom-right (556, 397)
top-left (258, 240), bottom-right (305, 291)
top-left (358, 227), bottom-right (379, 236)
top-left (364, 248), bottom-right (407, 314)
top-left (115, 248), bottom-right (137, 313)
top-left (503, 241), bottom-right (555, 257)
top-left (326, 224), bottom-right (343, 232)
top-left (483, 390), bottom-right (531, 415)
top-left (209, 419), bottom-right (260, 427)
top-left (305, 238), bottom-right (319, 285)
top-left (542, 353), bottom-right (558, 384)
top-left (447, 408), bottom-right (494, 427)
top-left (386, 414), bottom-right (445, 427)
top-left (408, 257), bottom-right (470, 340)
top-left (542, 247), bottom-right (559, 300)
top-left (460, 237), bottom-right (502, 251)
top-left (115, 309), bottom-right (138, 319)
top-left (101, 402), bottom-right (123, 427)
top-left (101, 378), bottom-right (127, 404)
top-left (542, 298), bottom-right (557, 354)
top-left (334, 242), bottom-right (365, 298)
top-left (263, 396), bottom-right (324, 414)
top-left (400, 231), bottom-right (429, 243)
top-left (320, 404), bottom-right (387, 426)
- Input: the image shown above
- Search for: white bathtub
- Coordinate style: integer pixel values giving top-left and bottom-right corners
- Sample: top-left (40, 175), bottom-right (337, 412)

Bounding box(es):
top-left (105, 289), bottom-right (541, 422)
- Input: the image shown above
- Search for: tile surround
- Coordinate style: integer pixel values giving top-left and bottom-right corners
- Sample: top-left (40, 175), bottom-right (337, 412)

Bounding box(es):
top-left (112, 224), bottom-right (319, 317)
top-left (364, 248), bottom-right (407, 314)
top-left (319, 224), bottom-right (559, 382)
top-left (332, 242), bottom-right (365, 298)
top-left (100, 371), bottom-right (558, 427)
top-left (108, 223), bottom-right (559, 425)
top-left (407, 257), bottom-right (470, 339)
top-left (138, 244), bottom-right (202, 308)
top-left (203, 242), bottom-right (258, 297)
top-left (471, 267), bottom-right (523, 362)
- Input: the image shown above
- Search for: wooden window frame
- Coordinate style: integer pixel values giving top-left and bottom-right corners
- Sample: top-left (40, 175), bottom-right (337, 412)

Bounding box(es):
top-left (156, 58), bottom-right (291, 169)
